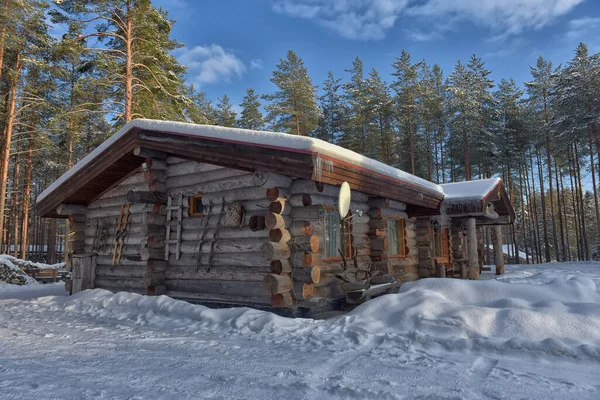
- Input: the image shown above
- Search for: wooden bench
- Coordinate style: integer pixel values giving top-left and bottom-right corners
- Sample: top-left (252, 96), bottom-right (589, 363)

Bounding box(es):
top-left (24, 268), bottom-right (59, 283)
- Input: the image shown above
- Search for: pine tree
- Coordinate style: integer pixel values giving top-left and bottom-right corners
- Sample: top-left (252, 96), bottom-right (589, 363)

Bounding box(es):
top-left (315, 71), bottom-right (344, 144)
top-left (215, 94), bottom-right (237, 127)
top-left (51, 0), bottom-right (190, 125)
top-left (185, 86), bottom-right (216, 125)
top-left (341, 57), bottom-right (372, 153)
top-left (264, 50), bottom-right (318, 136)
top-left (391, 50), bottom-right (420, 175)
top-left (367, 68), bottom-right (394, 163)
top-left (238, 88), bottom-right (264, 130)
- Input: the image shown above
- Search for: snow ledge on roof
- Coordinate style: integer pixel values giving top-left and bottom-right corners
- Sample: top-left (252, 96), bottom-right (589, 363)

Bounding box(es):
top-left (440, 178), bottom-right (502, 203)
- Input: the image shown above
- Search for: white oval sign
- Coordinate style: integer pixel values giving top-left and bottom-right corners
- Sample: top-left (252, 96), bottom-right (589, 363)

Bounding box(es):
top-left (338, 182), bottom-right (351, 218)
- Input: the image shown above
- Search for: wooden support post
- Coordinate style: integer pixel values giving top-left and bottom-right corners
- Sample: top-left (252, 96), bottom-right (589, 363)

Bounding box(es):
top-left (467, 218), bottom-right (479, 280)
top-left (494, 224), bottom-right (505, 275)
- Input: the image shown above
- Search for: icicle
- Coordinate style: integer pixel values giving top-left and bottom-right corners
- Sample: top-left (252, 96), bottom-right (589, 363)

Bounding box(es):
top-left (312, 154), bottom-right (333, 181)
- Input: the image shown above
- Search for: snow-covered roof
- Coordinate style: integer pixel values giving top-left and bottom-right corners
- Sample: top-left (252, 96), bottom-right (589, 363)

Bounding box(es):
top-left (440, 178), bottom-right (502, 204)
top-left (38, 119), bottom-right (443, 205)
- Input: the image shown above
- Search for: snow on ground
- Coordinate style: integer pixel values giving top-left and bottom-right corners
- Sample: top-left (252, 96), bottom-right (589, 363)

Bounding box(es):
top-left (1, 263), bottom-right (600, 399)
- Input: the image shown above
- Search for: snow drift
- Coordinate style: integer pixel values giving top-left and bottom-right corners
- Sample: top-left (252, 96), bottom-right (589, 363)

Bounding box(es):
top-left (40, 274), bottom-right (600, 360)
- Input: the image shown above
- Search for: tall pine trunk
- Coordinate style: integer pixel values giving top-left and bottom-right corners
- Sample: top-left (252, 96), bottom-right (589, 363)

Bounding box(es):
top-left (124, 0), bottom-right (133, 123)
top-left (536, 148), bottom-right (551, 261)
top-left (20, 128), bottom-right (32, 259)
top-left (554, 158), bottom-right (566, 262)
top-left (574, 143), bottom-right (589, 259)
top-left (12, 139), bottom-right (20, 256)
top-left (0, 53), bottom-right (21, 249)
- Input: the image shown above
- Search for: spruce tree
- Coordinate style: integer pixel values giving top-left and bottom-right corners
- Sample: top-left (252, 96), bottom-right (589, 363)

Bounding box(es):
top-left (185, 86), bottom-right (216, 125)
top-left (263, 50), bottom-right (318, 136)
top-left (367, 68), bottom-right (394, 163)
top-left (216, 94), bottom-right (237, 127)
top-left (315, 71), bottom-right (344, 144)
top-left (391, 50), bottom-right (421, 175)
top-left (341, 57), bottom-right (372, 153)
top-left (238, 88), bottom-right (264, 130)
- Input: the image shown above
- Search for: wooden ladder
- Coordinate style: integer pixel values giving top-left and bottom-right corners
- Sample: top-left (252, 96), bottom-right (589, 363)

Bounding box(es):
top-left (165, 193), bottom-right (183, 261)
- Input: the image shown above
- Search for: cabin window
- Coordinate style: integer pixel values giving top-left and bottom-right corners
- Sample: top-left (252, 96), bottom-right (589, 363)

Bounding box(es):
top-left (388, 218), bottom-right (407, 257)
top-left (431, 226), bottom-right (450, 262)
top-left (323, 209), bottom-right (353, 259)
top-left (188, 194), bottom-right (204, 217)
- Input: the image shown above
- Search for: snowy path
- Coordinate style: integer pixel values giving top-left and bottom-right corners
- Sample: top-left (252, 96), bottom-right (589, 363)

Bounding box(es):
top-left (1, 266), bottom-right (600, 399)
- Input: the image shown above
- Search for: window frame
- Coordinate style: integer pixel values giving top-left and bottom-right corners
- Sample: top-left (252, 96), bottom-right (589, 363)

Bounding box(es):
top-left (322, 207), bottom-right (353, 261)
top-left (387, 217), bottom-right (408, 258)
top-left (188, 194), bottom-right (204, 217)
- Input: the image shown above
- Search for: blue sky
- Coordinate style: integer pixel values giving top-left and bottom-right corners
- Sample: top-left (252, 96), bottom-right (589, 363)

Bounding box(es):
top-left (155, 0), bottom-right (599, 112)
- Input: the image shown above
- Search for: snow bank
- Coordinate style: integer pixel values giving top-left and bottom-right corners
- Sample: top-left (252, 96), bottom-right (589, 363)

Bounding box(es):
top-left (42, 273), bottom-right (600, 360)
top-left (37, 119), bottom-right (443, 204)
top-left (339, 277), bottom-right (600, 358)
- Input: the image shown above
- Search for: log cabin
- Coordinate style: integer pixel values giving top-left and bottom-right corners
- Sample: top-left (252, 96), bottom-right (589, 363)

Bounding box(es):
top-left (36, 119), bottom-right (515, 311)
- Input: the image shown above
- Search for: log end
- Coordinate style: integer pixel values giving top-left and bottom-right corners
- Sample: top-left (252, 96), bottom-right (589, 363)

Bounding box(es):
top-left (271, 293), bottom-right (294, 308)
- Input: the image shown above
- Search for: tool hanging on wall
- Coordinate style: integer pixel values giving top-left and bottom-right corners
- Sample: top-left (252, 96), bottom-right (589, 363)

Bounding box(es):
top-left (164, 193), bottom-right (183, 261)
top-left (112, 204), bottom-right (131, 265)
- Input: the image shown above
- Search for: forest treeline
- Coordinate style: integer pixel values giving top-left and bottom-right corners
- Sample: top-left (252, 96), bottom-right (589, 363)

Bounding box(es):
top-left (0, 0), bottom-right (598, 264)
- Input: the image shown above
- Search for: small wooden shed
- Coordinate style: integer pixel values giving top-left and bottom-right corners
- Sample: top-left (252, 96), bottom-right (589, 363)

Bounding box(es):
top-left (36, 120), bottom-right (514, 310)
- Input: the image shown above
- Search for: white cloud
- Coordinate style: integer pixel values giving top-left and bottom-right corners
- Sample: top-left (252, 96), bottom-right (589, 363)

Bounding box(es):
top-left (404, 29), bottom-right (443, 42)
top-left (176, 45), bottom-right (247, 86)
top-left (250, 59), bottom-right (264, 70)
top-left (566, 16), bottom-right (600, 40)
top-left (272, 0), bottom-right (584, 41)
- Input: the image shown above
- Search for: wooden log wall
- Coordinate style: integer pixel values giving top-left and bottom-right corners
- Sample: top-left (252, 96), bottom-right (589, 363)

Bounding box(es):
top-left (367, 198), bottom-right (419, 283)
top-left (83, 154), bottom-right (168, 295)
top-left (415, 219), bottom-right (436, 278)
top-left (263, 179), bottom-right (372, 309)
top-left (163, 158), bottom-right (292, 306)
top-left (450, 222), bottom-right (467, 278)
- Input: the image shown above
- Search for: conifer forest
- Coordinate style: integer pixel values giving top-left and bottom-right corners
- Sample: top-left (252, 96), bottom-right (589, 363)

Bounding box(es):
top-left (1, 0), bottom-right (599, 265)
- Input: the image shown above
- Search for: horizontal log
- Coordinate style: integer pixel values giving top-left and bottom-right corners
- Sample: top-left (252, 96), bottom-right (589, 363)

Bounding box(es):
top-left (126, 190), bottom-right (167, 204)
top-left (88, 195), bottom-right (128, 210)
top-left (180, 227), bottom-right (269, 241)
top-left (101, 181), bottom-right (166, 200)
top-left (289, 180), bottom-right (369, 202)
top-left (95, 277), bottom-right (146, 292)
top-left (289, 220), bottom-right (313, 236)
top-left (170, 238), bottom-right (268, 255)
top-left (166, 160), bottom-right (222, 177)
top-left (290, 206), bottom-right (322, 220)
top-left (133, 146), bottom-right (167, 160)
top-left (56, 203), bottom-right (87, 216)
top-left (166, 291), bottom-right (270, 306)
top-left (86, 203), bottom-right (162, 219)
top-left (288, 235), bottom-right (320, 253)
top-left (264, 213), bottom-right (291, 230)
top-left (68, 214), bottom-right (86, 224)
top-left (165, 265), bottom-right (269, 281)
top-left (165, 279), bottom-right (267, 298)
top-left (289, 252), bottom-right (320, 268)
top-left (268, 199), bottom-right (291, 215)
top-left (201, 187), bottom-right (273, 205)
top-left (167, 252), bottom-right (267, 267)
top-left (291, 266), bottom-right (320, 284)
top-left (95, 265), bottom-right (147, 278)
top-left (144, 169), bottom-right (167, 183)
top-left (266, 187), bottom-right (289, 202)
top-left (249, 215), bottom-right (266, 231)
top-left (261, 242), bottom-right (291, 260)
top-left (302, 194), bottom-right (369, 212)
top-left (367, 198), bottom-right (407, 211)
top-left (292, 282), bottom-right (314, 300)
top-left (271, 293), bottom-right (294, 308)
top-left (342, 280), bottom-right (371, 292)
top-left (367, 208), bottom-right (408, 219)
top-left (167, 167), bottom-right (247, 189)
top-left (270, 259), bottom-right (292, 274)
top-left (269, 228), bottom-right (291, 244)
top-left (263, 274), bottom-right (293, 295)
top-left (144, 158), bottom-right (166, 171)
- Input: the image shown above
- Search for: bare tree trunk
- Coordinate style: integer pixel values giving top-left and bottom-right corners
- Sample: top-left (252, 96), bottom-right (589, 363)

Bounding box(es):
top-left (124, 0), bottom-right (133, 123)
top-left (554, 158), bottom-right (566, 262)
top-left (440, 128), bottom-right (446, 183)
top-left (560, 168), bottom-right (572, 261)
top-left (588, 133), bottom-right (600, 250)
top-left (463, 130), bottom-right (471, 180)
top-left (529, 151), bottom-right (543, 263)
top-left (518, 164), bottom-right (530, 264)
top-left (574, 143), bottom-right (589, 260)
top-left (20, 129), bottom-right (33, 259)
top-left (12, 139), bottom-right (20, 257)
top-left (0, 53), bottom-right (21, 249)
top-left (536, 148), bottom-right (551, 262)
